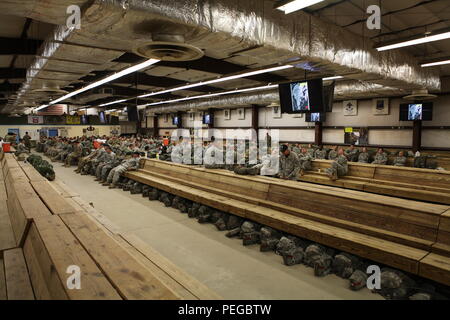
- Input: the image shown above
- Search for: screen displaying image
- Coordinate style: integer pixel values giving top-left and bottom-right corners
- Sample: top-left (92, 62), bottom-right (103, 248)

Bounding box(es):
top-left (99, 111), bottom-right (106, 124)
top-left (290, 81), bottom-right (310, 112)
top-left (399, 102), bottom-right (433, 121)
top-left (279, 78), bottom-right (324, 114)
top-left (408, 104), bottom-right (423, 121)
top-left (172, 116), bottom-right (180, 126)
top-left (306, 112), bottom-right (326, 122)
top-left (203, 114), bottom-right (211, 125)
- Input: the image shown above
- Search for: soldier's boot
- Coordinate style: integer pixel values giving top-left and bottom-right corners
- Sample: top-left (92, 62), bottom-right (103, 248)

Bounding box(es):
top-left (108, 184), bottom-right (117, 189)
top-left (226, 227), bottom-right (241, 238)
top-left (242, 232), bottom-right (260, 246)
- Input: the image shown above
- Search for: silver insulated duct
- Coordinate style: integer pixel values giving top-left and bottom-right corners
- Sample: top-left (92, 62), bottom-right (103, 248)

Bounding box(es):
top-left (1, 0), bottom-right (441, 112)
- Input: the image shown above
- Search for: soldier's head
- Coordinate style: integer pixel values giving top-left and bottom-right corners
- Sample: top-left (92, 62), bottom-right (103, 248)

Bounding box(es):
top-left (338, 148), bottom-right (345, 156)
top-left (301, 147), bottom-right (308, 154)
top-left (399, 151), bottom-right (404, 157)
top-left (378, 147), bottom-right (384, 154)
top-left (132, 151), bottom-right (140, 158)
top-left (281, 144), bottom-right (290, 156)
top-left (362, 147), bottom-right (367, 152)
top-left (350, 144), bottom-right (355, 150)
top-left (104, 145), bottom-right (112, 153)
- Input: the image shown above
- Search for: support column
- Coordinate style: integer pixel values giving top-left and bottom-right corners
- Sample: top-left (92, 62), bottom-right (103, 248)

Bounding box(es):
top-left (413, 120), bottom-right (422, 153)
top-left (153, 115), bottom-right (159, 138)
top-left (315, 121), bottom-right (323, 146)
top-left (251, 105), bottom-right (259, 142)
top-left (208, 108), bottom-right (215, 129)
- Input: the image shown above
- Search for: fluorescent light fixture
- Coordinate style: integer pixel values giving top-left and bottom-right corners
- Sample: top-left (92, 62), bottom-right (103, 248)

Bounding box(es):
top-left (323, 76), bottom-right (344, 81)
top-left (421, 59), bottom-right (450, 68)
top-left (138, 65), bottom-right (293, 99)
top-left (35, 58), bottom-right (160, 111)
top-left (99, 99), bottom-right (128, 107)
top-left (376, 31), bottom-right (450, 52)
top-left (139, 84), bottom-right (278, 109)
top-left (276, 0), bottom-right (325, 14)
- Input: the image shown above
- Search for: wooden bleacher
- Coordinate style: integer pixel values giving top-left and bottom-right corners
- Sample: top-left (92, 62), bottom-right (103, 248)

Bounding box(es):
top-left (299, 160), bottom-right (450, 205)
top-left (0, 151), bottom-right (221, 300)
top-left (125, 159), bottom-right (450, 286)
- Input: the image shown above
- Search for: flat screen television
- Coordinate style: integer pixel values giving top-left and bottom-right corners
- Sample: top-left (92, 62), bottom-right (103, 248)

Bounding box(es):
top-left (399, 103), bottom-right (433, 121)
top-left (127, 106), bottom-right (139, 122)
top-left (99, 111), bottom-right (106, 124)
top-left (306, 112), bottom-right (326, 123)
top-left (89, 115), bottom-right (101, 125)
top-left (172, 116), bottom-right (180, 126)
top-left (203, 113), bottom-right (213, 125)
top-left (279, 78), bottom-right (324, 113)
top-left (80, 115), bottom-right (88, 125)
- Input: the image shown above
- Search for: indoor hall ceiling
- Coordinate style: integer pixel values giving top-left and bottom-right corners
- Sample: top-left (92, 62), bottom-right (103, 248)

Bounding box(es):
top-left (0, 0), bottom-right (448, 113)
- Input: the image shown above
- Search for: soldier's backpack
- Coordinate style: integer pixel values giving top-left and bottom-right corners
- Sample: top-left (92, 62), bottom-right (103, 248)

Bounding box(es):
top-left (197, 206), bottom-right (214, 223)
top-left (240, 221), bottom-right (261, 246)
top-left (148, 188), bottom-right (160, 201)
top-left (332, 252), bottom-right (362, 279)
top-left (276, 237), bottom-right (304, 266)
top-left (260, 227), bottom-right (282, 252)
top-left (349, 270), bottom-right (368, 291)
top-left (375, 268), bottom-right (416, 300)
top-left (188, 203), bottom-right (201, 218)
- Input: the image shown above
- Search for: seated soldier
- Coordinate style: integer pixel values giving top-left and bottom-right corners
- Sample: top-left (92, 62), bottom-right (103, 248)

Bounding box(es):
top-left (278, 145), bottom-right (300, 180)
top-left (260, 148), bottom-right (280, 177)
top-left (105, 151), bottom-right (141, 189)
top-left (345, 144), bottom-right (360, 162)
top-left (306, 144), bottom-right (316, 158)
top-left (299, 147), bottom-right (313, 176)
top-left (326, 148), bottom-right (348, 181)
top-left (327, 146), bottom-right (338, 161)
top-left (64, 141), bottom-right (82, 167)
top-left (94, 145), bottom-right (116, 180)
top-left (204, 139), bottom-right (225, 169)
top-left (314, 145), bottom-right (327, 160)
top-left (358, 147), bottom-right (370, 163)
top-left (291, 144), bottom-right (301, 155)
top-left (372, 147), bottom-right (388, 165)
top-left (393, 151), bottom-right (407, 167)
top-left (15, 139), bottom-right (30, 159)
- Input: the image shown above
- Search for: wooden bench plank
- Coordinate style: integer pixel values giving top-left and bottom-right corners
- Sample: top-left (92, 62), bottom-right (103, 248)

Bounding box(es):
top-left (25, 215), bottom-right (122, 300)
top-left (19, 163), bottom-right (47, 182)
top-left (419, 253), bottom-right (450, 286)
top-left (119, 232), bottom-right (222, 300)
top-left (30, 181), bottom-right (80, 215)
top-left (3, 248), bottom-right (35, 300)
top-left (59, 212), bottom-right (181, 300)
top-left (0, 200), bottom-right (17, 251)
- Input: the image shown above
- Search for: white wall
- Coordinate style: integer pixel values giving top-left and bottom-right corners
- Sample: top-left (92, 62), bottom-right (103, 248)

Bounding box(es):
top-left (146, 94), bottom-right (450, 148)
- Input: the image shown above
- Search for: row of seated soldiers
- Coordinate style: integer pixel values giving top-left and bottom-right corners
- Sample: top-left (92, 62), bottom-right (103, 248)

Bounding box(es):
top-left (289, 143), bottom-right (440, 169)
top-left (37, 135), bottom-right (162, 188)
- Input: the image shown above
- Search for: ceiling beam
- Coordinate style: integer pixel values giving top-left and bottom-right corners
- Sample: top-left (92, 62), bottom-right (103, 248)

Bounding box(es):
top-left (0, 68), bottom-right (26, 79)
top-left (0, 37), bottom-right (43, 55)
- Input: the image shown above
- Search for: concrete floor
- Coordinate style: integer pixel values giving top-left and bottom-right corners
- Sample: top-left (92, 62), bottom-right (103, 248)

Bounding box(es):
top-left (50, 159), bottom-right (382, 300)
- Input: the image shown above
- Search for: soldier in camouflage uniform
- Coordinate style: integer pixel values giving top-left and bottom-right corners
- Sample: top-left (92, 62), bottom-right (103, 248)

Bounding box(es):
top-left (358, 147), bottom-right (370, 163)
top-left (22, 132), bottom-right (32, 150)
top-left (298, 147), bottom-right (313, 176)
top-left (106, 151), bottom-right (141, 189)
top-left (326, 148), bottom-right (348, 181)
top-left (345, 144), bottom-right (360, 162)
top-left (15, 139), bottom-right (30, 160)
top-left (372, 147), bottom-right (388, 165)
top-left (291, 144), bottom-right (301, 155)
top-left (327, 146), bottom-right (338, 160)
top-left (314, 145), bottom-right (327, 160)
top-left (393, 151), bottom-right (407, 167)
top-left (64, 141), bottom-right (82, 167)
top-left (306, 144), bottom-right (316, 158)
top-left (278, 145), bottom-right (300, 180)
top-left (94, 145), bottom-right (115, 180)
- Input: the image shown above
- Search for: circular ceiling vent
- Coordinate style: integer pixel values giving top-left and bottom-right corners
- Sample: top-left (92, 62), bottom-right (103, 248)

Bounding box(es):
top-left (134, 41), bottom-right (204, 61)
top-left (403, 89), bottom-right (437, 101)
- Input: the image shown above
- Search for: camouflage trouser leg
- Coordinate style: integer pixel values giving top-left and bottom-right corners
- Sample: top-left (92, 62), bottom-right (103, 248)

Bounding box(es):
top-left (96, 163), bottom-right (105, 179)
top-left (112, 166), bottom-right (127, 185)
top-left (326, 163), bottom-right (347, 178)
top-left (299, 160), bottom-right (312, 171)
top-left (101, 165), bottom-right (113, 181)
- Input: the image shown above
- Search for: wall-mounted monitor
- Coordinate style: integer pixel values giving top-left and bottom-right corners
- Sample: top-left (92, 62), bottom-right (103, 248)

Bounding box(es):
top-left (399, 102), bottom-right (433, 121)
top-left (305, 112), bottom-right (326, 123)
top-left (127, 106), bottom-right (139, 122)
top-left (172, 116), bottom-right (180, 126)
top-left (203, 113), bottom-right (213, 125)
top-left (99, 111), bottom-right (106, 124)
top-left (279, 79), bottom-right (324, 114)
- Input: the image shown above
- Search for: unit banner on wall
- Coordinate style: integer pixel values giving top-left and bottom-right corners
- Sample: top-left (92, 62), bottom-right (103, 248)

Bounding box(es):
top-left (27, 115), bottom-right (44, 124)
top-left (344, 127), bottom-right (369, 146)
